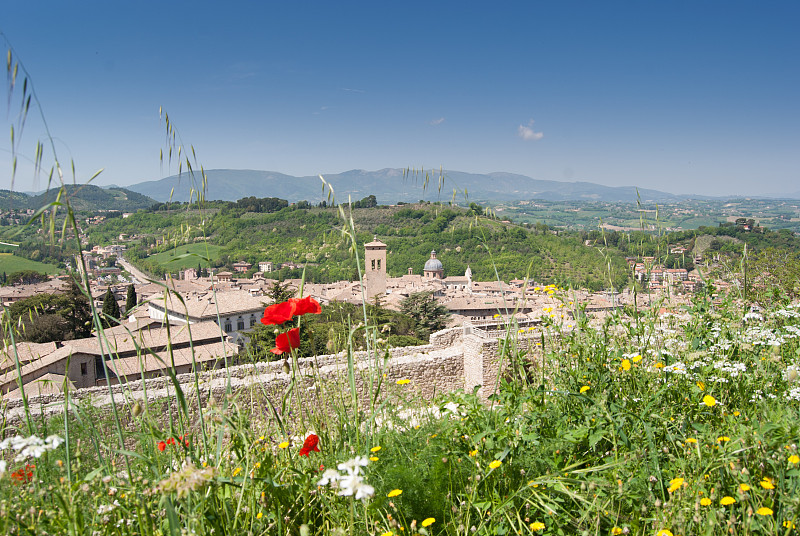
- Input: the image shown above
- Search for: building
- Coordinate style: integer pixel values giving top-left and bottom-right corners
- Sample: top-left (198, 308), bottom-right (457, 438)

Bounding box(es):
top-left (147, 289), bottom-right (267, 339)
top-left (0, 320), bottom-right (238, 397)
top-left (259, 261), bottom-right (273, 273)
top-left (364, 237), bottom-right (387, 299)
top-left (233, 262), bottom-right (253, 273)
top-left (424, 250), bottom-right (444, 280)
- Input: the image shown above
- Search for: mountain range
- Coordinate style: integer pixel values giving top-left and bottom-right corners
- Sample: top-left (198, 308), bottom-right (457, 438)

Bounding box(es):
top-left (0, 185), bottom-right (156, 212)
top-left (124, 168), bottom-right (705, 204)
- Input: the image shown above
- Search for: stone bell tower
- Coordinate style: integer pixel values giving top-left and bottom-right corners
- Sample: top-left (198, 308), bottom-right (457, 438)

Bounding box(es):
top-left (364, 236), bottom-right (387, 299)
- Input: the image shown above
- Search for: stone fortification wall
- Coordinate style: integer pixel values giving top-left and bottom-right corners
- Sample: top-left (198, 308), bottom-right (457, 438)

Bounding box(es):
top-left (1, 324), bottom-right (541, 425)
top-left (2, 327), bottom-right (467, 424)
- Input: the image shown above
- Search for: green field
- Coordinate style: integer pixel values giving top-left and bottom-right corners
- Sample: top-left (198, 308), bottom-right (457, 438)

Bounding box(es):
top-left (0, 252), bottom-right (59, 275)
top-left (149, 243), bottom-right (224, 270)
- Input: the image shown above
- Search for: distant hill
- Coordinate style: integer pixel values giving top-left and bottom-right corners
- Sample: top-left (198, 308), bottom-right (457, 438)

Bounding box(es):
top-left (0, 185), bottom-right (156, 212)
top-left (125, 168), bottom-right (696, 204)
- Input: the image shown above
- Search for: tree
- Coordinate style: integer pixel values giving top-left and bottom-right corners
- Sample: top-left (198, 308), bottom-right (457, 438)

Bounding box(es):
top-left (7, 270), bottom-right (49, 286)
top-left (124, 284), bottom-right (137, 315)
top-left (267, 280), bottom-right (296, 304)
top-left (101, 289), bottom-right (121, 328)
top-left (3, 279), bottom-right (91, 342)
top-left (400, 291), bottom-right (451, 339)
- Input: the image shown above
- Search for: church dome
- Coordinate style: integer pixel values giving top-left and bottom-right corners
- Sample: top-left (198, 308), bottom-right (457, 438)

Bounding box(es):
top-left (424, 250), bottom-right (443, 272)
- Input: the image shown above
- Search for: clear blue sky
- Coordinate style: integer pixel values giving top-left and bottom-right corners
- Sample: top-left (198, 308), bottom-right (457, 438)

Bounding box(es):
top-left (1, 1), bottom-right (798, 197)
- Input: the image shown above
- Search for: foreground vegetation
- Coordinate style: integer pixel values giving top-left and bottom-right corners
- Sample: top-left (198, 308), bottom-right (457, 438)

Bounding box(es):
top-left (2, 284), bottom-right (799, 535)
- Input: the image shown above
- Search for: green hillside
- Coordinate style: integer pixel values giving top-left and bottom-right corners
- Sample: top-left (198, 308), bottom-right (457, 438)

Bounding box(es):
top-left (0, 253), bottom-right (59, 275)
top-left (0, 185), bottom-right (156, 212)
top-left (149, 243), bottom-right (224, 271)
top-left (92, 201), bottom-right (632, 290)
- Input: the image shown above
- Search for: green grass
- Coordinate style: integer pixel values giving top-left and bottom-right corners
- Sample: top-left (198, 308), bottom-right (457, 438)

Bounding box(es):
top-left (148, 243), bottom-right (224, 270)
top-left (0, 252), bottom-right (59, 275)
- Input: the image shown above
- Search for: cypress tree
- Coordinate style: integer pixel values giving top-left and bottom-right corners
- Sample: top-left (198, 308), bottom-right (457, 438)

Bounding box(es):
top-left (101, 289), bottom-right (121, 328)
top-left (124, 284), bottom-right (137, 316)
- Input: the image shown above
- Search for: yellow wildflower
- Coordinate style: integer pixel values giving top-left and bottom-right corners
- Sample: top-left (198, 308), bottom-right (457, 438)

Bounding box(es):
top-left (760, 477), bottom-right (775, 489)
top-left (257, 512), bottom-right (263, 519)
top-left (739, 483), bottom-right (750, 492)
top-left (668, 477), bottom-right (684, 493)
top-left (489, 460), bottom-right (502, 469)
top-left (720, 496), bottom-right (736, 505)
top-left (656, 530), bottom-right (673, 536)
top-left (580, 386), bottom-right (590, 393)
top-left (686, 438), bottom-right (698, 444)
top-left (717, 436), bottom-right (730, 443)
top-left (789, 454), bottom-right (799, 464)
top-left (469, 450), bottom-right (478, 457)
top-left (396, 379), bottom-right (410, 385)
top-left (702, 395), bottom-right (716, 407)
top-left (388, 489), bottom-right (402, 497)
top-left (620, 359), bottom-right (631, 371)
top-left (278, 441), bottom-right (290, 449)
top-left (370, 457), bottom-right (379, 462)
top-left (700, 497), bottom-right (712, 506)
top-left (530, 522), bottom-right (545, 531)
top-left (632, 354), bottom-right (643, 363)
top-left (232, 467), bottom-right (242, 477)
top-left (370, 445), bottom-right (382, 452)
top-left (756, 507), bottom-right (774, 516)
top-left (611, 528), bottom-right (622, 535)
top-left (421, 518), bottom-right (435, 527)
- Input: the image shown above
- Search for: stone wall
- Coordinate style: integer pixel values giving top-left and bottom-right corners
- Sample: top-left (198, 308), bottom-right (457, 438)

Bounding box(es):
top-left (2, 323), bottom-right (540, 425)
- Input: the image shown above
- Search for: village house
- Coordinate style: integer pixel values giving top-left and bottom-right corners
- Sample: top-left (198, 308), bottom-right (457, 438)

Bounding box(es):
top-left (0, 320), bottom-right (238, 398)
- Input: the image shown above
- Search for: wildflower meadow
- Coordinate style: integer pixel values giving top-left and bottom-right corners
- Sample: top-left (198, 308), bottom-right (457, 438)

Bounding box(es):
top-left (1, 284), bottom-right (799, 536)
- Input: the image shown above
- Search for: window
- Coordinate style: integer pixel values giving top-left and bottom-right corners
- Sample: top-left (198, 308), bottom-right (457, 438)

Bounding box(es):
top-left (80, 362), bottom-right (87, 376)
top-left (371, 259), bottom-right (375, 270)
top-left (250, 316), bottom-right (256, 327)
top-left (237, 319), bottom-right (245, 330)
top-left (377, 259), bottom-right (381, 270)
top-left (224, 321), bottom-right (232, 332)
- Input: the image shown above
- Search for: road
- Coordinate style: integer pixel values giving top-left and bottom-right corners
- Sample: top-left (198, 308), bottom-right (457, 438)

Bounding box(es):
top-left (117, 257), bottom-right (155, 285)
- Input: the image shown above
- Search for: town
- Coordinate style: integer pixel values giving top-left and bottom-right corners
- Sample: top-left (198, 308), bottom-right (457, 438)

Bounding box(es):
top-left (1, 229), bottom-right (718, 400)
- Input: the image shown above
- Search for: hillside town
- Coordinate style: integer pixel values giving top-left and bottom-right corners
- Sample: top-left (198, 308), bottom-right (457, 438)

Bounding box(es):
top-left (0, 235), bottom-right (714, 401)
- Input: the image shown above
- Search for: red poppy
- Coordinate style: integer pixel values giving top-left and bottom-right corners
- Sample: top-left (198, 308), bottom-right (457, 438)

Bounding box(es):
top-left (298, 434), bottom-right (320, 456)
top-left (261, 300), bottom-right (296, 326)
top-left (157, 441), bottom-right (167, 452)
top-left (11, 464), bottom-right (35, 484)
top-left (166, 438), bottom-right (176, 446)
top-left (291, 296), bottom-right (322, 316)
top-left (271, 327), bottom-right (301, 355)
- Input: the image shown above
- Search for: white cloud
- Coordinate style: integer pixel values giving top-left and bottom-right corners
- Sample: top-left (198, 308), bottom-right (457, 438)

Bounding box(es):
top-left (518, 119), bottom-right (543, 141)
top-left (429, 117), bottom-right (445, 126)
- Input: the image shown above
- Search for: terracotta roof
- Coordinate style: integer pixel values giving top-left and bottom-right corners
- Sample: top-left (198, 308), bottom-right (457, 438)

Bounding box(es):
top-left (150, 290), bottom-right (267, 319)
top-left (104, 340), bottom-right (238, 378)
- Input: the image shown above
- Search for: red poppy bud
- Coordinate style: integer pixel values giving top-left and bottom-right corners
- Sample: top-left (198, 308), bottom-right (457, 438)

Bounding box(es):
top-left (157, 441), bottom-right (166, 452)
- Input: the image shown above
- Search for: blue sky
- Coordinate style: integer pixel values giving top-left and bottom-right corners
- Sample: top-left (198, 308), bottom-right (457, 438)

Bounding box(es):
top-left (1, 1), bottom-right (798, 197)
